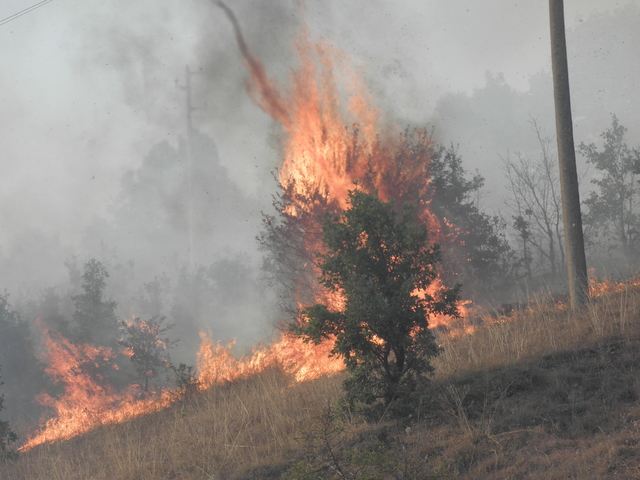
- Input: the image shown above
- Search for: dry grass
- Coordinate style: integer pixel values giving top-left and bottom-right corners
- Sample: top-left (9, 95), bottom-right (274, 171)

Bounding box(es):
top-left (4, 281), bottom-right (640, 479)
top-left (1, 368), bottom-right (344, 480)
top-left (434, 282), bottom-right (640, 377)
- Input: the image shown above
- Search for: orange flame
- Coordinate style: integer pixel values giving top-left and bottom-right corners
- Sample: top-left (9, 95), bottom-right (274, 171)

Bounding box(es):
top-left (20, 12), bottom-right (474, 452)
top-left (19, 321), bottom-right (174, 452)
top-left (196, 330), bottom-right (343, 388)
top-left (240, 19), bottom-right (466, 322)
top-left (20, 322), bottom-right (343, 452)
top-left (588, 269), bottom-right (640, 298)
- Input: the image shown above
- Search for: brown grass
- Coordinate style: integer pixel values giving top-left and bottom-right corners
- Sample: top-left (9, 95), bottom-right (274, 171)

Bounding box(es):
top-left (434, 282), bottom-right (640, 377)
top-left (4, 281), bottom-right (640, 479)
top-left (2, 369), bottom-right (344, 479)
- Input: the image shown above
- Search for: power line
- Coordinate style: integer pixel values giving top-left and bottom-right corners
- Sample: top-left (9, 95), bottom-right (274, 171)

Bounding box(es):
top-left (0, 0), bottom-right (54, 27)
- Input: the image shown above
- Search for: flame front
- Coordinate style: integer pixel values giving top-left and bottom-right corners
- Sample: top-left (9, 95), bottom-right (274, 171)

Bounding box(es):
top-left (248, 27), bottom-right (438, 216)
top-left (20, 324), bottom-right (343, 452)
top-left (196, 331), bottom-right (342, 387)
top-left (242, 20), bottom-right (464, 315)
top-left (19, 322), bottom-right (174, 452)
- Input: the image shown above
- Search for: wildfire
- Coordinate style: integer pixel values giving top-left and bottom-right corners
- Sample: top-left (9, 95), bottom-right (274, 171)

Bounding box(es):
top-left (588, 271), bottom-right (640, 298)
top-left (19, 321), bottom-right (175, 452)
top-left (197, 331), bottom-right (343, 388)
top-left (226, 3), bottom-right (468, 317)
top-left (20, 6), bottom-right (472, 452)
top-left (219, 2), bottom-right (442, 223)
top-left (19, 323), bottom-right (343, 452)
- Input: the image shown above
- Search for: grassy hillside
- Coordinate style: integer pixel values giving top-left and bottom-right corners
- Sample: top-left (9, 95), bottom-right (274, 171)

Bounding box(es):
top-left (3, 280), bottom-right (640, 479)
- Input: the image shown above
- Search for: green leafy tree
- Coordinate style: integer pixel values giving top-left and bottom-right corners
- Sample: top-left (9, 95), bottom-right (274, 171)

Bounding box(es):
top-left (428, 143), bottom-right (513, 299)
top-left (71, 259), bottom-right (118, 347)
top-left (579, 115), bottom-right (640, 260)
top-left (295, 189), bottom-right (459, 416)
top-left (0, 367), bottom-right (17, 460)
top-left (119, 316), bottom-right (176, 392)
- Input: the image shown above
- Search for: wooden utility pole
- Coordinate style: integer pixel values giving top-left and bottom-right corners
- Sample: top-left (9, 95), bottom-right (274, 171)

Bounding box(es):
top-left (178, 65), bottom-right (200, 269)
top-left (549, 0), bottom-right (589, 309)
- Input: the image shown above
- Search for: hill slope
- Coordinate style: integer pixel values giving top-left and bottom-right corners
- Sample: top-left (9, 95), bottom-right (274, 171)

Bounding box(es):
top-left (3, 280), bottom-right (640, 479)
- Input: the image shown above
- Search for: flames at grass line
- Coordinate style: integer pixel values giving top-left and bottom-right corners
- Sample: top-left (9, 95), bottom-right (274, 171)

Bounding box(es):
top-left (18, 321), bottom-right (342, 452)
top-left (19, 20), bottom-right (471, 451)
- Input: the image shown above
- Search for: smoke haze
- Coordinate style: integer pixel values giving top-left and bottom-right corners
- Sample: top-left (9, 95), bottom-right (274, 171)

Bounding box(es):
top-left (1, 0), bottom-right (636, 245)
top-left (0, 0), bottom-right (639, 425)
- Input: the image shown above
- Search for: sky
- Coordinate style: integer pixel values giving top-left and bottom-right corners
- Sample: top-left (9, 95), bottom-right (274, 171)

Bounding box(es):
top-left (0, 0), bottom-right (636, 259)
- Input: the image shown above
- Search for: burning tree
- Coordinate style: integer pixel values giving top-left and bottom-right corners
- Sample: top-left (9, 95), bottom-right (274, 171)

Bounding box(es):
top-left (295, 189), bottom-right (459, 416)
top-left (119, 316), bottom-right (176, 392)
top-left (259, 176), bottom-right (339, 318)
top-left (259, 129), bottom-right (512, 318)
top-left (213, 2), bottom-right (513, 311)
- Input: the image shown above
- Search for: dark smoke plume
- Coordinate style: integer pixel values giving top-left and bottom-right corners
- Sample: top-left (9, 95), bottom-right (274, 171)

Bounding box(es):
top-left (214, 0), bottom-right (291, 126)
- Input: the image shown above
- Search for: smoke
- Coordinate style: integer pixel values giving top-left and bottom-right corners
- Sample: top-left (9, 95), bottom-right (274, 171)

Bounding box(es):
top-left (213, 0), bottom-right (291, 127)
top-left (0, 1), bottom-right (301, 408)
top-left (0, 0), bottom-right (638, 435)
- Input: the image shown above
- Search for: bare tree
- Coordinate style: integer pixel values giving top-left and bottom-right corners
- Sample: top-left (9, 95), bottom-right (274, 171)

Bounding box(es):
top-left (503, 119), bottom-right (565, 280)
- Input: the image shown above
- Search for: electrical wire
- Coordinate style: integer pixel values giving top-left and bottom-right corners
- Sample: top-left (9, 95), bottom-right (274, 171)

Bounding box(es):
top-left (0, 0), bottom-right (54, 27)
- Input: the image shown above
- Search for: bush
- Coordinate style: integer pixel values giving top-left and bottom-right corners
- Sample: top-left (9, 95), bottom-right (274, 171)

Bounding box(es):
top-left (295, 189), bottom-right (459, 416)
